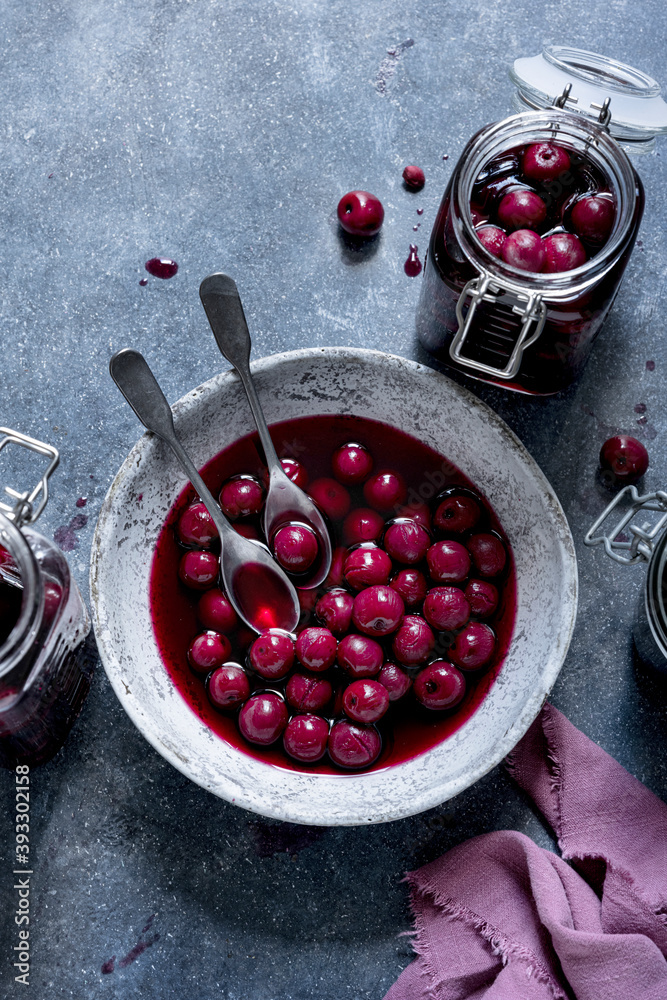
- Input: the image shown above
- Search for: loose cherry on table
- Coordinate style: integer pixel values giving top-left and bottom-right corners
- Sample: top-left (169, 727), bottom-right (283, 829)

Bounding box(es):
top-left (402, 165), bottom-right (425, 190)
top-left (599, 435), bottom-right (649, 485)
top-left (337, 190), bottom-right (384, 236)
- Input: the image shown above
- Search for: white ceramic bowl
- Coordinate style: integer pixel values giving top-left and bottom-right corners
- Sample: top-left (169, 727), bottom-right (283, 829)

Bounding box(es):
top-left (90, 348), bottom-right (577, 826)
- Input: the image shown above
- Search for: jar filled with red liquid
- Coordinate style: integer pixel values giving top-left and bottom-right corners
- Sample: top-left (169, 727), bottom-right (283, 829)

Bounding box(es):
top-left (0, 430), bottom-right (94, 767)
top-left (417, 47), bottom-right (667, 394)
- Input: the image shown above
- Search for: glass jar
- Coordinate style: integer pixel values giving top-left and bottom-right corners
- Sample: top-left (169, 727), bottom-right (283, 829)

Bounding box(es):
top-left (585, 486), bottom-right (667, 674)
top-left (417, 47), bottom-right (667, 395)
top-left (0, 429), bottom-right (95, 767)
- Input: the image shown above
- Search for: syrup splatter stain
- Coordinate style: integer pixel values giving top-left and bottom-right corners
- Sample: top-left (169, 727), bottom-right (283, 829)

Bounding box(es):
top-left (580, 405), bottom-right (622, 442)
top-left (54, 513), bottom-right (88, 552)
top-left (404, 244), bottom-right (422, 277)
top-left (635, 403), bottom-right (647, 414)
top-left (144, 258), bottom-right (178, 279)
top-left (646, 360), bottom-right (655, 371)
top-left (375, 39), bottom-right (414, 95)
top-left (101, 915), bottom-right (159, 975)
top-left (75, 497), bottom-right (87, 508)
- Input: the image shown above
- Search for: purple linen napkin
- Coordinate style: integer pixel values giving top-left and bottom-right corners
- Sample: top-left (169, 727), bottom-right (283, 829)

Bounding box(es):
top-left (384, 703), bottom-right (667, 1000)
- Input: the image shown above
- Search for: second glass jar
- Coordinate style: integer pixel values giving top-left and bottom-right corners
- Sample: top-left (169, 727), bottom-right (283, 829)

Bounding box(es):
top-left (416, 110), bottom-right (644, 395)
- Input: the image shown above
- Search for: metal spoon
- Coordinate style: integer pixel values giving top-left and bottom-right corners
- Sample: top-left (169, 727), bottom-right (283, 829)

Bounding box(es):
top-left (199, 273), bottom-right (332, 589)
top-left (109, 348), bottom-right (300, 634)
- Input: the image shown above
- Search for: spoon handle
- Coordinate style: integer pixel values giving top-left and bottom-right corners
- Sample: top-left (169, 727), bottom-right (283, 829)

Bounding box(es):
top-left (109, 349), bottom-right (232, 538)
top-left (199, 273), bottom-right (282, 475)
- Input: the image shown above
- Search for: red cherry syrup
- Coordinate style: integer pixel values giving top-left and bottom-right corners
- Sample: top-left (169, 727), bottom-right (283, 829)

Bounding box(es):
top-left (150, 415), bottom-right (516, 775)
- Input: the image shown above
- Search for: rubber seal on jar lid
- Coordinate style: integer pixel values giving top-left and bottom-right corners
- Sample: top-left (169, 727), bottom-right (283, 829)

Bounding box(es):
top-left (510, 45), bottom-right (667, 153)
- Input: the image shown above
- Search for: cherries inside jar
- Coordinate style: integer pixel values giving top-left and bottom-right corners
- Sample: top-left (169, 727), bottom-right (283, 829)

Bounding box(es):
top-left (150, 415), bottom-right (516, 774)
top-left (417, 103), bottom-right (645, 395)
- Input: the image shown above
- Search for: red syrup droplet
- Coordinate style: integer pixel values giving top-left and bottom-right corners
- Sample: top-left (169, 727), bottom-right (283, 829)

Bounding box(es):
top-left (145, 258), bottom-right (178, 279)
top-left (442, 153), bottom-right (449, 160)
top-left (404, 244), bottom-right (422, 277)
top-left (646, 360), bottom-right (655, 371)
top-left (75, 497), bottom-right (87, 508)
top-left (139, 277), bottom-right (148, 286)
top-left (416, 207), bottom-right (424, 215)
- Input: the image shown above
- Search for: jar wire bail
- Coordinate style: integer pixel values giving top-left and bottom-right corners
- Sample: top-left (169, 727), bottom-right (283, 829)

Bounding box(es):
top-left (0, 428), bottom-right (59, 529)
top-left (584, 486), bottom-right (667, 565)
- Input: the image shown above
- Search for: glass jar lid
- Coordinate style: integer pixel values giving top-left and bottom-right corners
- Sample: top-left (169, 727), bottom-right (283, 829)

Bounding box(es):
top-left (511, 46), bottom-right (667, 151)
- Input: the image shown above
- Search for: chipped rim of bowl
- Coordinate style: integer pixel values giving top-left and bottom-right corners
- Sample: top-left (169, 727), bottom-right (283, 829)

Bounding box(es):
top-left (90, 347), bottom-right (578, 825)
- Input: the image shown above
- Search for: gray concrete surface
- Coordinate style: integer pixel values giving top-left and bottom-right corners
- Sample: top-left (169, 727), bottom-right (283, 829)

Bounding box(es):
top-left (0, 1), bottom-right (666, 997)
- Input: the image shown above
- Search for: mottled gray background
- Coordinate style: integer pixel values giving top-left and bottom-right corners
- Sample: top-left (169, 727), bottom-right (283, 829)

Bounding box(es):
top-left (1, 1), bottom-right (666, 998)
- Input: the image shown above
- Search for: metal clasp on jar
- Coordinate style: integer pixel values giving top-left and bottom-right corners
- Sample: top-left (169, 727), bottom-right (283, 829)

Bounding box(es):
top-left (584, 485), bottom-right (667, 565)
top-left (0, 428), bottom-right (59, 529)
top-left (449, 274), bottom-right (547, 380)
